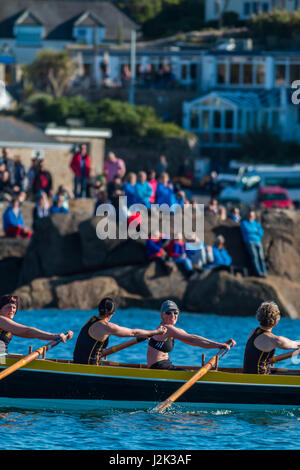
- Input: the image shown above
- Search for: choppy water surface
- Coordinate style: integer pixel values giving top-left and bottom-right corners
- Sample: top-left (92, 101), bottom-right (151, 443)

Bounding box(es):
top-left (1, 308), bottom-right (300, 450)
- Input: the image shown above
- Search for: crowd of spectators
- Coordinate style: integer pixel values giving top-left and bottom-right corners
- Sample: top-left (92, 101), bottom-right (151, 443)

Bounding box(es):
top-left (0, 146), bottom-right (267, 280)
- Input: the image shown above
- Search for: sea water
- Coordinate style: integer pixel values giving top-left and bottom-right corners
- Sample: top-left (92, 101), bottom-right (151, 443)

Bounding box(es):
top-left (1, 308), bottom-right (300, 450)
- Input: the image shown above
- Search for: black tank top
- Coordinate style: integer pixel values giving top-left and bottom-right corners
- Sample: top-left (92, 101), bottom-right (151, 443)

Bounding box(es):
top-left (73, 316), bottom-right (109, 365)
top-left (149, 337), bottom-right (174, 353)
top-left (243, 327), bottom-right (275, 375)
top-left (0, 328), bottom-right (13, 355)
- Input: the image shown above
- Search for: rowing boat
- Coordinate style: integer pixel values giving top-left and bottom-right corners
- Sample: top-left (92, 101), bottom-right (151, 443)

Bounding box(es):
top-left (1, 355), bottom-right (300, 411)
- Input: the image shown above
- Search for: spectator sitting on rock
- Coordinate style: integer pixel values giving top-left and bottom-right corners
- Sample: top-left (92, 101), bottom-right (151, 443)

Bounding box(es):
top-left (205, 235), bottom-right (232, 271)
top-left (3, 197), bottom-right (32, 238)
top-left (240, 210), bottom-right (267, 278)
top-left (33, 192), bottom-right (49, 229)
top-left (228, 207), bottom-right (241, 223)
top-left (94, 190), bottom-right (111, 215)
top-left (0, 170), bottom-right (17, 201)
top-left (166, 236), bottom-right (195, 277)
top-left (206, 197), bottom-right (219, 215)
top-left (147, 169), bottom-right (157, 204)
top-left (32, 160), bottom-right (53, 197)
top-left (50, 194), bottom-right (69, 214)
top-left (156, 172), bottom-right (176, 208)
top-left (103, 152), bottom-right (126, 184)
top-left (123, 172), bottom-right (137, 207)
top-left (135, 171), bottom-right (152, 209)
top-left (185, 234), bottom-right (213, 270)
top-left (146, 231), bottom-right (169, 261)
top-left (52, 185), bottom-right (74, 211)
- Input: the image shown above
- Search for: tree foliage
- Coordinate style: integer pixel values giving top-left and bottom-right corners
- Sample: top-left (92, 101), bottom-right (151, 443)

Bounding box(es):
top-left (248, 9), bottom-right (300, 44)
top-left (21, 95), bottom-right (191, 140)
top-left (25, 50), bottom-right (76, 98)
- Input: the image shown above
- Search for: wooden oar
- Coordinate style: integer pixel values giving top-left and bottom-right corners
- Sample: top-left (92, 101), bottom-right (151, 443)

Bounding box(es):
top-left (269, 348), bottom-right (300, 365)
top-left (0, 333), bottom-right (71, 382)
top-left (100, 337), bottom-right (146, 358)
top-left (154, 340), bottom-right (235, 413)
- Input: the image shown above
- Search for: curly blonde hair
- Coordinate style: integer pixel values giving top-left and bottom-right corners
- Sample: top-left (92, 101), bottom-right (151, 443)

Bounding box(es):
top-left (256, 301), bottom-right (280, 328)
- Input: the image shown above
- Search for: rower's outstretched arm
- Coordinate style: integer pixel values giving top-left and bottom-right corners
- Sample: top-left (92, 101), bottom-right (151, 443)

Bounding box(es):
top-left (168, 326), bottom-right (233, 350)
top-left (0, 317), bottom-right (67, 341)
top-left (270, 335), bottom-right (300, 350)
top-left (105, 323), bottom-right (166, 339)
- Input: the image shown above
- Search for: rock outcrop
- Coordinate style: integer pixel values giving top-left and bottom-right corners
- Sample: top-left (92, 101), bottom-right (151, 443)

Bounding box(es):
top-left (0, 202), bottom-right (298, 317)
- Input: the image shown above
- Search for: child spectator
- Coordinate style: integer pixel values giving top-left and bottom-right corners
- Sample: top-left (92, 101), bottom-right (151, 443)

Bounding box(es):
top-left (50, 194), bottom-right (69, 214)
top-left (228, 207), bottom-right (241, 223)
top-left (3, 197), bottom-right (32, 238)
top-left (185, 234), bottom-right (212, 270)
top-left (146, 231), bottom-right (168, 261)
top-left (166, 237), bottom-right (194, 275)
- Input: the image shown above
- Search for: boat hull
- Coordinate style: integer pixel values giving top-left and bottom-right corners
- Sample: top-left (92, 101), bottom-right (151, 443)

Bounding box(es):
top-left (1, 357), bottom-right (300, 410)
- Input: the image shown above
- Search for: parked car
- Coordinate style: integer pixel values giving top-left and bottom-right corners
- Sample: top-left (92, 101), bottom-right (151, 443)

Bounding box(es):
top-left (256, 186), bottom-right (295, 209)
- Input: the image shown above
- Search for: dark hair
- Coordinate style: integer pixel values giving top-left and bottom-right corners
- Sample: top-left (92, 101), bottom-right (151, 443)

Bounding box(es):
top-left (98, 297), bottom-right (115, 318)
top-left (0, 295), bottom-right (19, 311)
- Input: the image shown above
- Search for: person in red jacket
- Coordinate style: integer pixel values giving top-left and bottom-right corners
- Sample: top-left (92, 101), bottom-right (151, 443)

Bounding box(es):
top-left (70, 144), bottom-right (91, 198)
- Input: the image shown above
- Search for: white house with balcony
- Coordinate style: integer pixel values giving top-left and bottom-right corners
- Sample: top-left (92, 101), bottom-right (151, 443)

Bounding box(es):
top-left (205, 0), bottom-right (300, 22)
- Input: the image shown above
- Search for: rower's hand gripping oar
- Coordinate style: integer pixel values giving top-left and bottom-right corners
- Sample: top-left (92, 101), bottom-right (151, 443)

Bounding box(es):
top-left (100, 337), bottom-right (147, 359)
top-left (154, 339), bottom-right (235, 413)
top-left (0, 331), bottom-right (72, 382)
top-left (269, 348), bottom-right (300, 365)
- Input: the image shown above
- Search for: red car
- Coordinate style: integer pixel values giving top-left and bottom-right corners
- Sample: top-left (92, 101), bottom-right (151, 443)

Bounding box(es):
top-left (256, 186), bottom-right (295, 209)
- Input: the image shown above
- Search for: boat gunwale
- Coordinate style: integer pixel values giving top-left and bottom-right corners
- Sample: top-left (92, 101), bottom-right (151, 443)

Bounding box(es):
top-left (2, 355), bottom-right (300, 386)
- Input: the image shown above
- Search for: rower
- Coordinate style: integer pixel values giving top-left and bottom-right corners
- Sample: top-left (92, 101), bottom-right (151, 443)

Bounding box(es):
top-left (73, 297), bottom-right (167, 365)
top-left (147, 300), bottom-right (235, 370)
top-left (243, 301), bottom-right (300, 375)
top-left (0, 294), bottom-right (73, 357)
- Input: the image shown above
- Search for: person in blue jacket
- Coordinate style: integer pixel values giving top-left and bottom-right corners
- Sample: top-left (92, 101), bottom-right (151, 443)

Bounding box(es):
top-left (3, 197), bottom-right (32, 238)
top-left (123, 172), bottom-right (137, 208)
top-left (156, 173), bottom-right (176, 207)
top-left (240, 210), bottom-right (267, 277)
top-left (205, 235), bottom-right (232, 270)
top-left (50, 194), bottom-right (69, 214)
top-left (135, 171), bottom-right (152, 209)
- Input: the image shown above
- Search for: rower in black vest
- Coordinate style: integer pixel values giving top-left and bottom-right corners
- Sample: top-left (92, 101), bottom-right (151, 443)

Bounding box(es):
top-left (73, 297), bottom-right (167, 365)
top-left (147, 300), bottom-right (234, 370)
top-left (0, 294), bottom-right (72, 356)
top-left (243, 301), bottom-right (300, 375)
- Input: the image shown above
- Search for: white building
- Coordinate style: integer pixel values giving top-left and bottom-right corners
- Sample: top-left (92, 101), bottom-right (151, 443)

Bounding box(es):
top-left (183, 51), bottom-right (300, 149)
top-left (205, 0), bottom-right (300, 22)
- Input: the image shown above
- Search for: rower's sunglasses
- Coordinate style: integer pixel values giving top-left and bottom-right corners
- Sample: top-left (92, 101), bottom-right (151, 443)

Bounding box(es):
top-left (165, 310), bottom-right (179, 315)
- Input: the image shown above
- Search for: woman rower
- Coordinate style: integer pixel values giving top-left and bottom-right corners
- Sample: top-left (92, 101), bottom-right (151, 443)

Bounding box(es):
top-left (0, 294), bottom-right (73, 357)
top-left (73, 297), bottom-right (167, 365)
top-left (147, 300), bottom-right (235, 370)
top-left (243, 301), bottom-right (300, 375)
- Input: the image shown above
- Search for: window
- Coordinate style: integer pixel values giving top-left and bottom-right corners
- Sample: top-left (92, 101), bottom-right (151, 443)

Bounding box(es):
top-left (256, 64), bottom-right (265, 85)
top-left (190, 110), bottom-right (199, 129)
top-left (14, 25), bottom-right (43, 46)
top-left (230, 63), bottom-right (240, 84)
top-left (243, 63), bottom-right (253, 85)
top-left (244, 2), bottom-right (251, 16)
top-left (275, 64), bottom-right (287, 86)
top-left (290, 64), bottom-right (300, 83)
top-left (217, 63), bottom-right (226, 84)
top-left (225, 110), bottom-right (234, 129)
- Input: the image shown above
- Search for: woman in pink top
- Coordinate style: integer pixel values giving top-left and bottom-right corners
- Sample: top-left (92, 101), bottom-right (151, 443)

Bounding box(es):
top-left (103, 152), bottom-right (126, 183)
top-left (147, 169), bottom-right (157, 204)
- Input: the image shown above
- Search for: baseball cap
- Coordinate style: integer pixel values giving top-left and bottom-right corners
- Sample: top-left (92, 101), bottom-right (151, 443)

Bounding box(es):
top-left (160, 300), bottom-right (179, 314)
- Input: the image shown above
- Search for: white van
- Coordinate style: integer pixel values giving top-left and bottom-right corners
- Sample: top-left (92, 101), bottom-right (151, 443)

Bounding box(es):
top-left (219, 166), bottom-right (300, 206)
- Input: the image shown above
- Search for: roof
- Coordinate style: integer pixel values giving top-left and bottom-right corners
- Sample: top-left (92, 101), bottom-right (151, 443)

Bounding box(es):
top-left (185, 89), bottom-right (284, 109)
top-left (0, 116), bottom-right (59, 144)
top-left (0, 0), bottom-right (139, 42)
